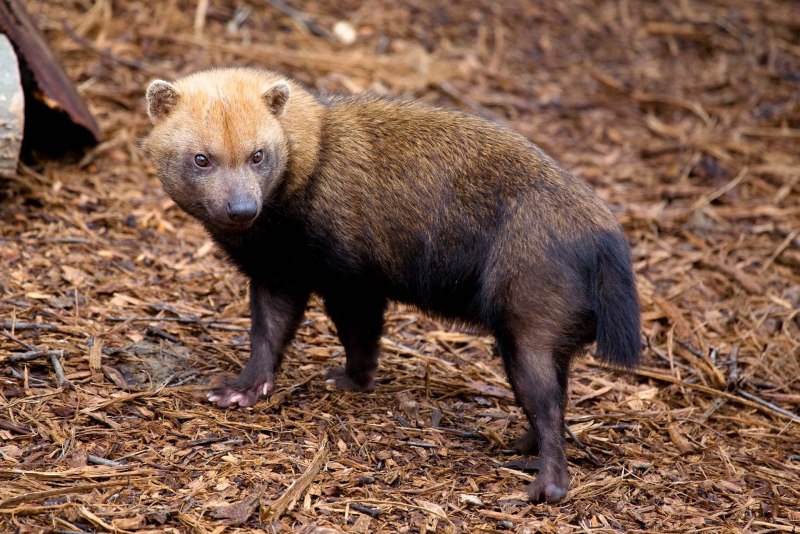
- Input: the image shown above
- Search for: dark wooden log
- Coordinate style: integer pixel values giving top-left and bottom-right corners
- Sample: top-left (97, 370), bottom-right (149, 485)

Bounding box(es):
top-left (0, 0), bottom-right (101, 151)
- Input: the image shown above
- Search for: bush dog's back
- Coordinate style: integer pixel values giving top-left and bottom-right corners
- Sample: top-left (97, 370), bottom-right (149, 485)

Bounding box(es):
top-left (143, 68), bottom-right (641, 503)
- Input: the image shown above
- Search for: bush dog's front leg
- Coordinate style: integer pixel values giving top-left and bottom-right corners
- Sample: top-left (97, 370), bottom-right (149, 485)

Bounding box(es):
top-left (208, 282), bottom-right (308, 408)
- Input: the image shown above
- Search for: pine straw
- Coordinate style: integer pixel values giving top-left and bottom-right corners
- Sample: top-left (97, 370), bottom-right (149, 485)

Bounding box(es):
top-left (1, 0), bottom-right (799, 532)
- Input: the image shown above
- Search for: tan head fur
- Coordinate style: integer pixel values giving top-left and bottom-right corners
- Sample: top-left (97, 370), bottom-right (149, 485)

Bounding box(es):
top-left (143, 68), bottom-right (321, 231)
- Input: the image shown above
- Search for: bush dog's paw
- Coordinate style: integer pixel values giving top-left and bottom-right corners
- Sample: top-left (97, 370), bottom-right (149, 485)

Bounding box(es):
top-left (207, 376), bottom-right (272, 408)
top-left (526, 471), bottom-right (569, 503)
top-left (324, 367), bottom-right (375, 392)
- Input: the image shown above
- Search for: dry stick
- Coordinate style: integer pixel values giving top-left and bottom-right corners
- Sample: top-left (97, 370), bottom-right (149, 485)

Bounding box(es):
top-left (87, 455), bottom-right (124, 467)
top-left (0, 419), bottom-right (31, 435)
top-left (565, 425), bottom-right (602, 466)
top-left (0, 468), bottom-right (153, 480)
top-left (78, 506), bottom-right (121, 533)
top-left (0, 320), bottom-right (59, 332)
top-left (674, 338), bottom-right (706, 359)
top-left (736, 392), bottom-right (800, 422)
top-left (106, 316), bottom-right (202, 324)
top-left (106, 316), bottom-right (247, 331)
top-left (591, 362), bottom-right (800, 424)
top-left (698, 398), bottom-right (727, 424)
top-left (264, 0), bottom-right (333, 40)
top-left (49, 351), bottom-right (68, 388)
top-left (0, 480), bottom-right (132, 508)
top-left (774, 227), bottom-right (800, 251)
top-left (338, 498), bottom-right (455, 519)
top-left (6, 350), bottom-right (64, 362)
top-left (632, 91), bottom-right (711, 124)
top-left (350, 503), bottom-right (381, 518)
top-left (145, 325), bottom-right (180, 343)
top-left (262, 440), bottom-right (328, 520)
top-left (1, 329), bottom-right (39, 354)
top-left (727, 344), bottom-right (741, 389)
top-left (674, 337), bottom-right (727, 388)
top-left (400, 441), bottom-right (438, 449)
top-left (690, 166), bottom-right (749, 211)
top-left (748, 521), bottom-right (800, 533)
top-left (62, 22), bottom-right (152, 73)
top-left (1, 327), bottom-right (69, 386)
top-left (761, 226), bottom-right (800, 272)
top-left (193, 0), bottom-right (210, 34)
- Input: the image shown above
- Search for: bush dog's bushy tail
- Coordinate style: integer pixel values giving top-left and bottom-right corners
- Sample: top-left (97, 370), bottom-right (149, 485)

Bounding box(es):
top-left (593, 231), bottom-right (641, 368)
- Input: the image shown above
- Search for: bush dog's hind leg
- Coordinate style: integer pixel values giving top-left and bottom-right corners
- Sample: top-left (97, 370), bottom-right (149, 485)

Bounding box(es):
top-left (208, 282), bottom-right (309, 408)
top-left (323, 291), bottom-right (387, 392)
top-left (497, 334), bottom-right (571, 503)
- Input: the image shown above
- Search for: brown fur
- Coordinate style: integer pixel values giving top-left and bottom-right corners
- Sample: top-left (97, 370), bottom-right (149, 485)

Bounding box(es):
top-left (143, 67), bottom-right (641, 503)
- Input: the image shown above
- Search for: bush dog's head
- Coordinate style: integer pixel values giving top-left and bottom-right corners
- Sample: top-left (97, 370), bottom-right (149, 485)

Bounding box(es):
top-left (143, 69), bottom-right (292, 231)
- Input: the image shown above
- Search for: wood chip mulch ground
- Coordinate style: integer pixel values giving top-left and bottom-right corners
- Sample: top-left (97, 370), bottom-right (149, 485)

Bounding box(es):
top-left (1, 1), bottom-right (798, 532)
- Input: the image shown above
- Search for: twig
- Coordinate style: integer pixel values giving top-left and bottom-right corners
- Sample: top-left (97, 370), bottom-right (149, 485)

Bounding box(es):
top-left (194, 0), bottom-right (210, 34)
top-left (565, 425), bottom-right (602, 466)
top-left (106, 316), bottom-right (247, 331)
top-left (727, 344), bottom-right (740, 390)
top-left (87, 455), bottom-right (124, 467)
top-left (145, 326), bottom-right (180, 343)
top-left (0, 480), bottom-right (133, 508)
top-left (632, 91), bottom-right (711, 124)
top-left (62, 22), bottom-right (152, 72)
top-left (265, 0), bottom-right (333, 40)
top-left (748, 521), bottom-right (800, 533)
top-left (1, 329), bottom-right (40, 357)
top-left (6, 350), bottom-right (64, 362)
top-left (262, 439), bottom-right (328, 520)
top-left (0, 320), bottom-right (59, 332)
top-left (169, 373), bottom-right (199, 387)
top-left (7, 367), bottom-right (48, 387)
top-left (761, 226), bottom-right (800, 272)
top-left (588, 361), bottom-right (800, 424)
top-left (698, 398), bottom-right (727, 424)
top-left (0, 419), bottom-right (31, 435)
top-left (438, 427), bottom-right (487, 441)
top-left (399, 440), bottom-right (438, 449)
top-left (690, 166), bottom-right (749, 211)
top-left (53, 237), bottom-right (90, 244)
top-left (736, 391), bottom-right (800, 422)
top-left (674, 338), bottom-right (706, 359)
top-left (49, 351), bottom-right (69, 388)
top-left (646, 338), bottom-right (696, 375)
top-left (207, 323), bottom-right (248, 332)
top-left (774, 228), bottom-right (800, 251)
top-left (350, 503), bottom-right (381, 518)
top-left (107, 316), bottom-right (201, 324)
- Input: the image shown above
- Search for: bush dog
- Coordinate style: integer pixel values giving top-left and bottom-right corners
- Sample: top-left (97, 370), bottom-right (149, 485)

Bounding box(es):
top-left (143, 68), bottom-right (640, 502)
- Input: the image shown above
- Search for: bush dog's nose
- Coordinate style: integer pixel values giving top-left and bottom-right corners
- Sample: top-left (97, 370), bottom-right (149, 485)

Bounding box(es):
top-left (226, 197), bottom-right (258, 223)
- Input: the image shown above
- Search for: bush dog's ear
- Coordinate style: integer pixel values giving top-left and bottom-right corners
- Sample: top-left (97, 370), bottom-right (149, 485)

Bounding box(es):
top-left (262, 82), bottom-right (290, 116)
top-left (146, 80), bottom-right (179, 122)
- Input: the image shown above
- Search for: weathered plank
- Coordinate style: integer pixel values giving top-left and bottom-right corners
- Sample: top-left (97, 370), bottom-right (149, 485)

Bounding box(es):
top-left (0, 0), bottom-right (100, 149)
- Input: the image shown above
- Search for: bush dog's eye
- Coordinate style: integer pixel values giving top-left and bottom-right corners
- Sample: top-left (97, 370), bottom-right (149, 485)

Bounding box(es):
top-left (252, 150), bottom-right (264, 164)
top-left (194, 154), bottom-right (210, 168)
